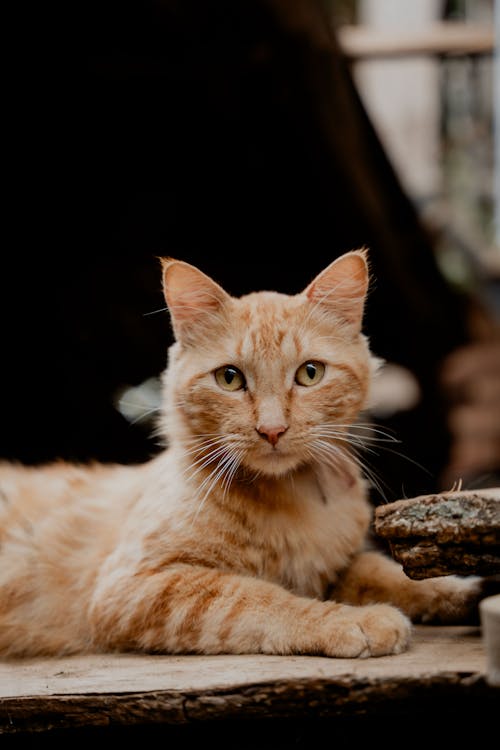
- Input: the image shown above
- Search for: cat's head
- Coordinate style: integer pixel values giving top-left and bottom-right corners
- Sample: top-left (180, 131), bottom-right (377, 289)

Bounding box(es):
top-left (160, 251), bottom-right (377, 479)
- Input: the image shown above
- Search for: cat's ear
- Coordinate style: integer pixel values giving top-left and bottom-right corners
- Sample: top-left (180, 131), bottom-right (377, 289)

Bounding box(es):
top-left (303, 249), bottom-right (369, 332)
top-left (160, 258), bottom-right (231, 345)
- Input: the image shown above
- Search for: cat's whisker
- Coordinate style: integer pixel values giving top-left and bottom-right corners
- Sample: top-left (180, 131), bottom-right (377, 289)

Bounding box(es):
top-left (190, 446), bottom-right (244, 524)
top-left (185, 435), bottom-right (245, 480)
top-left (350, 453), bottom-right (391, 502)
top-left (184, 432), bottom-right (226, 441)
top-left (310, 428), bottom-right (374, 454)
top-left (346, 424), bottom-right (401, 443)
top-left (309, 424), bottom-right (409, 484)
top-left (128, 407), bottom-right (161, 426)
top-left (185, 431), bottom-right (241, 444)
top-left (220, 449), bottom-right (245, 498)
top-left (316, 423), bottom-right (425, 501)
top-left (142, 306), bottom-right (169, 316)
top-left (312, 432), bottom-right (381, 458)
top-left (182, 435), bottom-right (235, 459)
top-left (310, 437), bottom-right (390, 502)
top-left (313, 438), bottom-right (355, 464)
top-left (184, 447), bottom-right (230, 482)
top-left (183, 440), bottom-right (242, 482)
top-left (308, 439), bottom-right (352, 473)
top-left (310, 428), bottom-right (386, 460)
top-left (314, 422), bottom-right (431, 482)
top-left (177, 435), bottom-right (226, 453)
top-left (371, 446), bottom-right (432, 478)
top-left (312, 423), bottom-right (400, 444)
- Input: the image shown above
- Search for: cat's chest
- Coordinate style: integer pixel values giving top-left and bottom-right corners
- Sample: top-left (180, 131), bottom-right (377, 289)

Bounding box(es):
top-left (230, 480), bottom-right (370, 599)
top-left (264, 507), bottom-right (365, 597)
top-left (139, 469), bottom-right (370, 600)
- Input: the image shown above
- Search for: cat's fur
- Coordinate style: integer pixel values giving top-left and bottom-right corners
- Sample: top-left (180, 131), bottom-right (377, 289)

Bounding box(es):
top-left (0, 251), bottom-right (481, 658)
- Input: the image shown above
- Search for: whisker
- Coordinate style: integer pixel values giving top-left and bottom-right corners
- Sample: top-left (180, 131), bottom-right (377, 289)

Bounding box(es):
top-left (142, 306), bottom-right (169, 316)
top-left (309, 436), bottom-right (391, 502)
top-left (183, 445), bottom-right (231, 481)
top-left (221, 449), bottom-right (245, 497)
top-left (372, 446), bottom-right (432, 477)
top-left (350, 452), bottom-right (392, 502)
top-left (190, 447), bottom-right (244, 524)
top-left (310, 421), bottom-right (431, 502)
top-left (128, 407), bottom-right (161, 426)
top-left (309, 439), bottom-right (355, 472)
top-left (312, 423), bottom-right (400, 444)
top-left (183, 438), bottom-right (245, 483)
top-left (182, 435), bottom-right (235, 459)
top-left (311, 430), bottom-right (381, 454)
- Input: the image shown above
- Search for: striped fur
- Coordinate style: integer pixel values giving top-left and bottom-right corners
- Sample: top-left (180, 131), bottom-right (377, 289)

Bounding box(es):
top-left (0, 252), bottom-right (480, 658)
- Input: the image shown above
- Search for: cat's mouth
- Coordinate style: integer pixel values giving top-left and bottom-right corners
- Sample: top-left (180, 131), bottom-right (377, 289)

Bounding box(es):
top-left (247, 444), bottom-right (303, 477)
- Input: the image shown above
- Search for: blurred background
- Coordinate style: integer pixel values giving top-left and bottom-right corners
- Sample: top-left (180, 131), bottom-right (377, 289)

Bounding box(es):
top-left (2, 0), bottom-right (499, 502)
top-left (335, 0), bottom-right (498, 299)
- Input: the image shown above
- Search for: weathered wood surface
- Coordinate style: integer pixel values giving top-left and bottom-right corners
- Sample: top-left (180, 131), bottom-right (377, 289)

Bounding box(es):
top-left (374, 489), bottom-right (500, 579)
top-left (0, 626), bottom-right (496, 734)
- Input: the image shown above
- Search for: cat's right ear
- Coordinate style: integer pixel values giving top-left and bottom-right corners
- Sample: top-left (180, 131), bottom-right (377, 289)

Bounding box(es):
top-left (160, 258), bottom-right (231, 345)
top-left (303, 249), bottom-right (369, 333)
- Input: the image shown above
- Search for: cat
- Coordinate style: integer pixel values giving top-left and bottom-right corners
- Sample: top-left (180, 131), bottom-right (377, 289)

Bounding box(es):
top-left (0, 250), bottom-right (481, 659)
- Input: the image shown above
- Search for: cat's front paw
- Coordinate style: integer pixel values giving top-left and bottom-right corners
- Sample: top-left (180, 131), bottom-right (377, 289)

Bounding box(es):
top-left (325, 603), bottom-right (412, 658)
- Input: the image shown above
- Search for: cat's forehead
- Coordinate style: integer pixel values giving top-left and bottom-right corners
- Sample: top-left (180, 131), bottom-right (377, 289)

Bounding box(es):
top-left (232, 291), bottom-right (309, 359)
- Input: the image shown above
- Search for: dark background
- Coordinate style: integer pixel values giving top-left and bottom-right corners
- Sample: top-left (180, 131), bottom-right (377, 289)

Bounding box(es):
top-left (3, 0), bottom-right (472, 501)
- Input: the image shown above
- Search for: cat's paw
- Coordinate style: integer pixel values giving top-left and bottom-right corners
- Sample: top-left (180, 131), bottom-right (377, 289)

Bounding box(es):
top-left (324, 603), bottom-right (412, 658)
top-left (406, 575), bottom-right (483, 624)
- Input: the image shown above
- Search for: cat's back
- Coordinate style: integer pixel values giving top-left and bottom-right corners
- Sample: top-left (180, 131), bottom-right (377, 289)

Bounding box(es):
top-left (0, 459), bottom-right (151, 568)
top-left (0, 459), bottom-right (150, 656)
top-left (0, 460), bottom-right (146, 538)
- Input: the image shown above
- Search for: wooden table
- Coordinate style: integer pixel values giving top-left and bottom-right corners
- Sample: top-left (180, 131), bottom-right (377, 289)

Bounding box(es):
top-left (1, 626), bottom-right (498, 746)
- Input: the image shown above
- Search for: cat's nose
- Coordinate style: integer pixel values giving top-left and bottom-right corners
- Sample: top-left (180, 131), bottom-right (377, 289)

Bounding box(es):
top-left (256, 424), bottom-right (288, 446)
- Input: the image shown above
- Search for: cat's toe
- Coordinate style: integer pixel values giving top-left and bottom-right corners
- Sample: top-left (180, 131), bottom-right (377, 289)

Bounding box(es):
top-left (326, 622), bottom-right (371, 658)
top-left (357, 604), bottom-right (412, 656)
top-left (325, 604), bottom-right (411, 658)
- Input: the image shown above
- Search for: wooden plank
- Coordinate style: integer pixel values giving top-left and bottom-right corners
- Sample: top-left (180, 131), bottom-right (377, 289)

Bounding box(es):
top-left (0, 626), bottom-right (494, 734)
top-left (338, 21), bottom-right (495, 60)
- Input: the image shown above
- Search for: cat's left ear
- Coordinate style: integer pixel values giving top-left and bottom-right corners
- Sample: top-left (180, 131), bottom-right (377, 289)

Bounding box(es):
top-left (160, 258), bottom-right (231, 345)
top-left (303, 249), bottom-right (369, 332)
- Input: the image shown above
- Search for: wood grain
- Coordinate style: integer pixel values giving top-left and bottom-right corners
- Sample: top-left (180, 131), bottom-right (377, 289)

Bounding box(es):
top-left (0, 626), bottom-right (494, 734)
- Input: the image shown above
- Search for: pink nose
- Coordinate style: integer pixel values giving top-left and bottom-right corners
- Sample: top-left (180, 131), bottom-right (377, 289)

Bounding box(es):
top-left (256, 425), bottom-right (288, 446)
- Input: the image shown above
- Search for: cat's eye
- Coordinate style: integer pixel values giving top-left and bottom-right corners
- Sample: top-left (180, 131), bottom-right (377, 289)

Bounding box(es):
top-left (214, 365), bottom-right (246, 392)
top-left (295, 360), bottom-right (325, 387)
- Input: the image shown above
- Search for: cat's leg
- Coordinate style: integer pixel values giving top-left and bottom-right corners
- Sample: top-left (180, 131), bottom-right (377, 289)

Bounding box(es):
top-left (88, 563), bottom-right (411, 658)
top-left (333, 549), bottom-right (482, 623)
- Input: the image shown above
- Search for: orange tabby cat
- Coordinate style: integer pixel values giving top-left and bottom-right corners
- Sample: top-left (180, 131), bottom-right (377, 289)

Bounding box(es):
top-left (0, 250), bottom-right (480, 658)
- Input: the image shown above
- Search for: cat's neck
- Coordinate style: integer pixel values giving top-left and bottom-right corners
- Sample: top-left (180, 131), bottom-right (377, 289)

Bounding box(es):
top-left (181, 453), bottom-right (360, 513)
